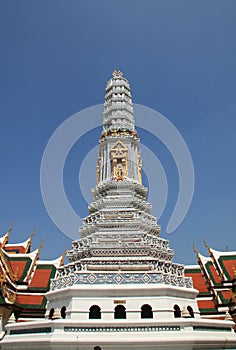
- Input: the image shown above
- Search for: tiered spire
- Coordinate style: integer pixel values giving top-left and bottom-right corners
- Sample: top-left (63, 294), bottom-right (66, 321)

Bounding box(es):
top-left (50, 71), bottom-right (192, 291)
top-left (97, 69), bottom-right (142, 184)
top-left (103, 69), bottom-right (135, 131)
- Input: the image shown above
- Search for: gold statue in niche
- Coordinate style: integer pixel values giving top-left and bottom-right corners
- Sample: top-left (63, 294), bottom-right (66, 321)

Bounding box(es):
top-left (138, 153), bottom-right (142, 184)
top-left (96, 155), bottom-right (101, 184)
top-left (110, 141), bottom-right (128, 181)
top-left (117, 164), bottom-right (123, 179)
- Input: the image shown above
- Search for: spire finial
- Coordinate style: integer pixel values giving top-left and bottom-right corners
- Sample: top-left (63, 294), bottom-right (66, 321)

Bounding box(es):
top-left (112, 69), bottom-right (123, 78)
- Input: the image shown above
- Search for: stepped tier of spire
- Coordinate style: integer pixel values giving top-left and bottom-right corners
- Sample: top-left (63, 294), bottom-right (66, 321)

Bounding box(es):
top-left (103, 69), bottom-right (135, 132)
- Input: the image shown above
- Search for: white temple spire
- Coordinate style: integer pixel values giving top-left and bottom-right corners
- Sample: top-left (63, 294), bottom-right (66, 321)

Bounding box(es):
top-left (103, 69), bottom-right (135, 132)
top-left (97, 70), bottom-right (142, 184)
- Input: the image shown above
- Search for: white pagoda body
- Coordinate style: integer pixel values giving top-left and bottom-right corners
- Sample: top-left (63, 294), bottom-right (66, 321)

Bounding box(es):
top-left (2, 70), bottom-right (236, 350)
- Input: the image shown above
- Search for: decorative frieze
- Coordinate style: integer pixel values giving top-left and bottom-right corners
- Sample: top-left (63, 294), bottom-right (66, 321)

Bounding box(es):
top-left (50, 272), bottom-right (193, 290)
top-left (64, 325), bottom-right (181, 333)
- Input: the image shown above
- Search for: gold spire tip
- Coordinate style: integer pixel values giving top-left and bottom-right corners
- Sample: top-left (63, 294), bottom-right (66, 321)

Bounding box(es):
top-left (112, 69), bottom-right (123, 78)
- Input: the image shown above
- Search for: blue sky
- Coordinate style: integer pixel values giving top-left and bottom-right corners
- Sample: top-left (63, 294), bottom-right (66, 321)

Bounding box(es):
top-left (0, 1), bottom-right (236, 264)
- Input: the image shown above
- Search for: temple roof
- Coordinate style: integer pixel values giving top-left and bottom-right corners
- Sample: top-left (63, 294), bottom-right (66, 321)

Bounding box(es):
top-left (185, 243), bottom-right (236, 318)
top-left (0, 226), bottom-right (63, 319)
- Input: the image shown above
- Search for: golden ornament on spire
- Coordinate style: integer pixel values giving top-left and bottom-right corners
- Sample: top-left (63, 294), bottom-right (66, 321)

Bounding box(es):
top-left (112, 69), bottom-right (123, 77)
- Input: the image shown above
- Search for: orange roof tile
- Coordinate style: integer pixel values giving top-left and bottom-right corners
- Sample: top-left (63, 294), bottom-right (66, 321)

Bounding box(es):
top-left (206, 262), bottom-right (221, 285)
top-left (16, 294), bottom-right (45, 307)
top-left (5, 246), bottom-right (27, 254)
top-left (29, 268), bottom-right (52, 289)
top-left (198, 299), bottom-right (217, 311)
top-left (217, 290), bottom-right (232, 304)
top-left (185, 270), bottom-right (209, 293)
top-left (219, 257), bottom-right (236, 280)
top-left (9, 259), bottom-right (30, 281)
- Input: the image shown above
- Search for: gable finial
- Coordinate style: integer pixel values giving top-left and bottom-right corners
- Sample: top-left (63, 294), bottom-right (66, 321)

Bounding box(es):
top-left (26, 228), bottom-right (36, 253)
top-left (60, 245), bottom-right (68, 267)
top-left (2, 222), bottom-right (14, 248)
top-left (192, 243), bottom-right (199, 256)
top-left (204, 239), bottom-right (211, 254)
top-left (9, 222), bottom-right (14, 232)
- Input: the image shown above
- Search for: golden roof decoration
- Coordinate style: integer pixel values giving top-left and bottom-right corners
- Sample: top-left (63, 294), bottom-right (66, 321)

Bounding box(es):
top-left (204, 240), bottom-right (225, 282)
top-left (60, 245), bottom-right (68, 267)
top-left (26, 239), bottom-right (44, 283)
top-left (204, 239), bottom-right (212, 254)
top-left (0, 271), bottom-right (7, 286)
top-left (192, 243), bottom-right (199, 257)
top-left (2, 222), bottom-right (14, 248)
top-left (25, 228), bottom-right (36, 253)
top-left (38, 239), bottom-right (44, 254)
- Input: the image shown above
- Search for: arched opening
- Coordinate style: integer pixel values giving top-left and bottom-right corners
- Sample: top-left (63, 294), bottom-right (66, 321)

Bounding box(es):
top-left (89, 305), bottom-right (101, 319)
top-left (141, 304), bottom-right (153, 319)
top-left (114, 305), bottom-right (126, 319)
top-left (48, 308), bottom-right (54, 320)
top-left (61, 306), bottom-right (66, 319)
top-left (174, 304), bottom-right (181, 318)
top-left (187, 305), bottom-right (194, 318)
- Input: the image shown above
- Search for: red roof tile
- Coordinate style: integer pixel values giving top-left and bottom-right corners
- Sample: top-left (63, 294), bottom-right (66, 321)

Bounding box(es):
top-left (198, 299), bottom-right (217, 311)
top-left (185, 270), bottom-right (209, 293)
top-left (217, 290), bottom-right (232, 304)
top-left (206, 262), bottom-right (221, 285)
top-left (219, 257), bottom-right (236, 280)
top-left (9, 259), bottom-right (30, 281)
top-left (16, 294), bottom-right (45, 307)
top-left (29, 268), bottom-right (52, 289)
top-left (5, 246), bottom-right (26, 254)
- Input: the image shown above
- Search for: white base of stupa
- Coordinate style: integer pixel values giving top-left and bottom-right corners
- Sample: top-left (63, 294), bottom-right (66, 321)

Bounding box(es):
top-left (2, 318), bottom-right (236, 350)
